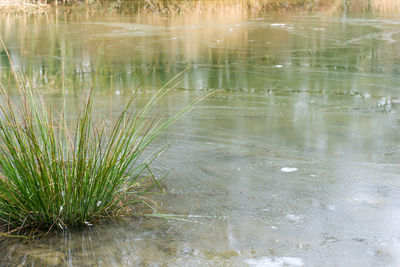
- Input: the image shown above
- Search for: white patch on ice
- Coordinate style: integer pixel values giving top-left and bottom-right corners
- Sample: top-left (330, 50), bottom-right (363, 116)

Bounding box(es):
top-left (245, 257), bottom-right (280, 267)
top-left (281, 257), bottom-right (304, 266)
top-left (379, 96), bottom-right (388, 106)
top-left (227, 223), bottom-right (240, 254)
top-left (280, 167), bottom-right (297, 172)
top-left (352, 194), bottom-right (381, 205)
top-left (286, 214), bottom-right (302, 222)
top-left (327, 204), bottom-right (336, 211)
top-left (245, 256), bottom-right (304, 267)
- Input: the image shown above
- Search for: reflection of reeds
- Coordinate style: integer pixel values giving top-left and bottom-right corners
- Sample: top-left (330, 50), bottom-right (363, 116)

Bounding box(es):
top-left (1, 1), bottom-right (398, 95)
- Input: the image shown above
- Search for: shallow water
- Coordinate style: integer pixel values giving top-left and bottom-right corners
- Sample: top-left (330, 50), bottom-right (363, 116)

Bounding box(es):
top-left (1, 8), bottom-right (400, 266)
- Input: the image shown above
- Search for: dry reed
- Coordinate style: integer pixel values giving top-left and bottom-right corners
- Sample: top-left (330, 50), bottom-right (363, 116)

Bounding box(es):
top-left (0, 0), bottom-right (49, 13)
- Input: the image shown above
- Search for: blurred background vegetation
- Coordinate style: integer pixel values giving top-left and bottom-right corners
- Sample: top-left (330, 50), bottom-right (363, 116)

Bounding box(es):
top-left (1, 0), bottom-right (400, 14)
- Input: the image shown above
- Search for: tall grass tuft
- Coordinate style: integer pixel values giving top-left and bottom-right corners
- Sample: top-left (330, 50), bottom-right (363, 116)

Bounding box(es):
top-left (0, 47), bottom-right (200, 233)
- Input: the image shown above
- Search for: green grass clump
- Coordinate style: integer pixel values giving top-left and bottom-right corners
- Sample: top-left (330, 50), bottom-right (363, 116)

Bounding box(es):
top-left (0, 63), bottom-right (197, 232)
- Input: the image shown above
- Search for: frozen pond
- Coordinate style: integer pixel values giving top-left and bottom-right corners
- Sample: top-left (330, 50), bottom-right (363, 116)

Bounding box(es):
top-left (1, 8), bottom-right (400, 266)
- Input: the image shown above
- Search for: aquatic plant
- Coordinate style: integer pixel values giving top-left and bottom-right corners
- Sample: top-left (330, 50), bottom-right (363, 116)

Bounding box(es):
top-left (0, 45), bottom-right (200, 233)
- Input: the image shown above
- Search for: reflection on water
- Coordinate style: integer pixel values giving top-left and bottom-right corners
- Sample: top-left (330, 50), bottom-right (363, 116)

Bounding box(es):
top-left (1, 9), bottom-right (400, 266)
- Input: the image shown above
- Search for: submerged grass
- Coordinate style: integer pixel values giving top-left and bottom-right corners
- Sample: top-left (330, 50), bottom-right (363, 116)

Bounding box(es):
top-left (0, 42), bottom-right (202, 234)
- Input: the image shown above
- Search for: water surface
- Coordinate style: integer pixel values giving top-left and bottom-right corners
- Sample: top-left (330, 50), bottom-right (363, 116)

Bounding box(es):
top-left (1, 9), bottom-right (400, 266)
